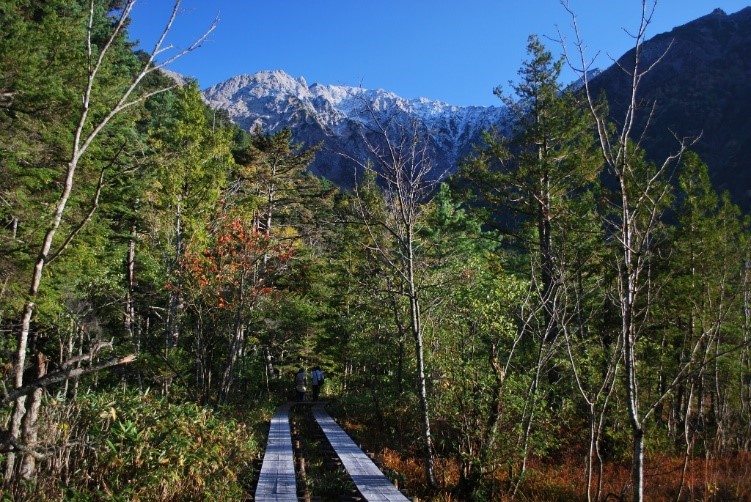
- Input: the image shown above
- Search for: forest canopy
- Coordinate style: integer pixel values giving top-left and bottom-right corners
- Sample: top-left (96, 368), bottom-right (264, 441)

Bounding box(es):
top-left (0, 1), bottom-right (749, 500)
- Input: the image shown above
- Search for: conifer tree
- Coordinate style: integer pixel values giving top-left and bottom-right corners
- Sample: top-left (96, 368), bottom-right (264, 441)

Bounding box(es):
top-left (656, 153), bottom-right (750, 496)
top-left (0, 0), bottom-right (214, 480)
top-left (233, 128), bottom-right (320, 237)
top-left (456, 35), bottom-right (600, 490)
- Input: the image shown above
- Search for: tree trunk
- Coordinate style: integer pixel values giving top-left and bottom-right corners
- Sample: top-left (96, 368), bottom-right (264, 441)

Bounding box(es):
top-left (219, 275), bottom-right (246, 404)
top-left (677, 383), bottom-right (696, 501)
top-left (388, 289), bottom-right (407, 395)
top-left (485, 343), bottom-right (505, 450)
top-left (539, 167), bottom-right (557, 344)
top-left (264, 346), bottom-right (273, 393)
top-left (219, 321), bottom-right (244, 403)
top-left (632, 426), bottom-right (645, 502)
top-left (124, 225), bottom-right (136, 338)
top-left (167, 196), bottom-right (184, 351)
top-left (4, 394), bottom-right (26, 481)
top-left (411, 292), bottom-right (436, 489)
top-left (625, 290), bottom-right (645, 502)
top-left (407, 236), bottom-right (437, 489)
top-left (6, 149), bottom-right (83, 480)
top-left (512, 339), bottom-right (545, 497)
top-left (19, 353), bottom-right (47, 479)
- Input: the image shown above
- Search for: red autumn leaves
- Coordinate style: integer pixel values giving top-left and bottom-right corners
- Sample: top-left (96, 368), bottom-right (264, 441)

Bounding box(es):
top-left (177, 211), bottom-right (293, 310)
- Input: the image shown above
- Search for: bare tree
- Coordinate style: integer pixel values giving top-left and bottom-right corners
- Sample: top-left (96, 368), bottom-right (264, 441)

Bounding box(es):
top-left (509, 282), bottom-right (562, 497)
top-left (347, 106), bottom-right (440, 488)
top-left (559, 285), bottom-right (620, 502)
top-left (5, 0), bottom-right (215, 481)
top-left (559, 1), bottom-right (699, 499)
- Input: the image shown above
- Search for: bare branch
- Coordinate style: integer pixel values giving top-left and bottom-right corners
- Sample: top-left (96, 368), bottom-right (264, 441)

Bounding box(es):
top-left (1, 355), bottom-right (136, 407)
top-left (46, 152), bottom-right (116, 265)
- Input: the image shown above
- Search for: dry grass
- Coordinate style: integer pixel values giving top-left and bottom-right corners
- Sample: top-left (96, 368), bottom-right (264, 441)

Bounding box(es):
top-left (374, 447), bottom-right (751, 501)
top-left (333, 398), bottom-right (751, 500)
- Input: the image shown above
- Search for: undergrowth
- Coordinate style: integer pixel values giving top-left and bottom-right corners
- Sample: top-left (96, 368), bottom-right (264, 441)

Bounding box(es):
top-left (331, 394), bottom-right (751, 501)
top-left (2, 388), bottom-right (273, 501)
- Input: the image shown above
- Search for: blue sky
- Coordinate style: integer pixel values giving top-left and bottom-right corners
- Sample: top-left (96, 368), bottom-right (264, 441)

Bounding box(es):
top-left (128, 1), bottom-right (750, 107)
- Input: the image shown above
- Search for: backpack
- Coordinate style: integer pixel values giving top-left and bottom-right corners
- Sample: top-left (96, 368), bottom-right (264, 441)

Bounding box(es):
top-left (295, 371), bottom-right (307, 391)
top-left (313, 369), bottom-right (324, 385)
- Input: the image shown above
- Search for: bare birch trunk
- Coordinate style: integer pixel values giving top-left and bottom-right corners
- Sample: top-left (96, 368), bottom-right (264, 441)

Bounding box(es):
top-left (7, 141), bottom-right (83, 478)
top-left (124, 225), bottom-right (137, 338)
top-left (349, 105), bottom-right (439, 489)
top-left (561, 2), bottom-right (691, 499)
top-left (19, 353), bottom-right (47, 479)
top-left (3, 0), bottom-right (214, 481)
top-left (407, 250), bottom-right (436, 488)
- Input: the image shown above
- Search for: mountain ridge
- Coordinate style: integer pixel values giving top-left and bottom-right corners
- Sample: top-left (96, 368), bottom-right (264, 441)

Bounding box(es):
top-left (201, 6), bottom-right (751, 208)
top-left (202, 69), bottom-right (508, 186)
top-left (588, 5), bottom-right (751, 209)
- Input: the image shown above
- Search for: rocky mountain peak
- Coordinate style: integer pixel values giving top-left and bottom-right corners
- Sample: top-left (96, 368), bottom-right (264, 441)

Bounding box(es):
top-left (203, 70), bottom-right (508, 187)
top-left (199, 7), bottom-right (751, 209)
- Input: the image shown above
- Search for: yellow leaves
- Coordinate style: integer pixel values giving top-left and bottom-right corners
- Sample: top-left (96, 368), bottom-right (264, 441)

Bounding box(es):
top-left (99, 406), bottom-right (117, 421)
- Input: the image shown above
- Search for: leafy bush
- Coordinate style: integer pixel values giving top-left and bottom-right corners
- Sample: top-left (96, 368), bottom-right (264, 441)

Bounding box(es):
top-left (20, 388), bottom-right (265, 500)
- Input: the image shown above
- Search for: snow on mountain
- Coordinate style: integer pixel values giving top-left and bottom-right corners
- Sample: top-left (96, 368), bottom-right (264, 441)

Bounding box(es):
top-left (202, 70), bottom-right (509, 186)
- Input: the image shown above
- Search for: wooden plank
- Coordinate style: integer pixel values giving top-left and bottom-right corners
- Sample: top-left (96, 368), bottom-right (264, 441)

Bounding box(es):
top-left (255, 404), bottom-right (298, 501)
top-left (313, 405), bottom-right (409, 502)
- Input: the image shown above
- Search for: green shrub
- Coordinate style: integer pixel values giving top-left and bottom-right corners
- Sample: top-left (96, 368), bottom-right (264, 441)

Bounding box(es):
top-left (25, 388), bottom-right (265, 500)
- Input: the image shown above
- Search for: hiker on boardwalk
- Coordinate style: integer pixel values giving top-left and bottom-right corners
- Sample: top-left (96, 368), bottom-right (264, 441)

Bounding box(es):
top-left (311, 366), bottom-right (325, 401)
top-left (294, 367), bottom-right (307, 401)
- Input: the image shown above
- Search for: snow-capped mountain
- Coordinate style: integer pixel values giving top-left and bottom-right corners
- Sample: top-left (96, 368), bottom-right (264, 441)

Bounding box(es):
top-left (202, 70), bottom-right (508, 186)
top-left (199, 6), bottom-right (751, 210)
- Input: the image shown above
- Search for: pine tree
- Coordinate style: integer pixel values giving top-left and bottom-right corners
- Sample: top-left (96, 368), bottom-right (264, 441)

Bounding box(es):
top-left (232, 127), bottom-right (321, 237)
top-left (0, 0), bottom-right (215, 479)
top-left (455, 35), bottom-right (600, 490)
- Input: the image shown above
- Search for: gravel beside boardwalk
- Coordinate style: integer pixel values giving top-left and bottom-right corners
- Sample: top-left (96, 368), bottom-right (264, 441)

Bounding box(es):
top-left (313, 404), bottom-right (409, 502)
top-left (255, 404), bottom-right (298, 501)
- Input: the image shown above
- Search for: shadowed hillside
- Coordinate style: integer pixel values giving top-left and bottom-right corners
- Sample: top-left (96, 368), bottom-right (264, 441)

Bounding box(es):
top-left (588, 7), bottom-right (751, 210)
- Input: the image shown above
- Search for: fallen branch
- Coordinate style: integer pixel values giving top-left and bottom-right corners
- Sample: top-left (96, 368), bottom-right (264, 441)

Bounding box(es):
top-left (1, 354), bottom-right (136, 407)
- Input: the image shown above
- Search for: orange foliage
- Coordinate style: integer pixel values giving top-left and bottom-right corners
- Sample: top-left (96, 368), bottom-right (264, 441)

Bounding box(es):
top-left (503, 451), bottom-right (751, 501)
top-left (176, 210), bottom-right (294, 310)
top-left (374, 447), bottom-right (751, 501)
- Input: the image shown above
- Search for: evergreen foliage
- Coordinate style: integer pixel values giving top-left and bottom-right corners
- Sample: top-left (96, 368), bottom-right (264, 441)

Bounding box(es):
top-left (0, 3), bottom-right (749, 499)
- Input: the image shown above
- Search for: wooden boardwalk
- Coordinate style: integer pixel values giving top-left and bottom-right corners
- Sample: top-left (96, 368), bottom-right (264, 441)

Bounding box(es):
top-left (312, 404), bottom-right (409, 502)
top-left (255, 402), bottom-right (409, 501)
top-left (254, 404), bottom-right (298, 501)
